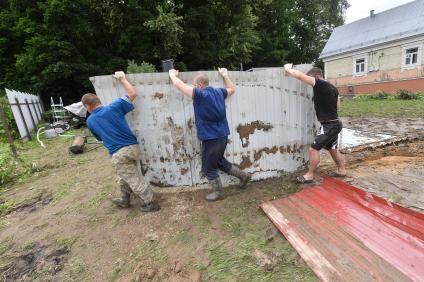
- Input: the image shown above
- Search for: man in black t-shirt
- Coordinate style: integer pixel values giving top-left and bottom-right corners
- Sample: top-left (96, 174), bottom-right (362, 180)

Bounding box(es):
top-left (284, 64), bottom-right (347, 183)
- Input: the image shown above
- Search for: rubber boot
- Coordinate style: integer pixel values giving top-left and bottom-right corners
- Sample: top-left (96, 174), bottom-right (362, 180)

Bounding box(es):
top-left (140, 200), bottom-right (160, 212)
top-left (140, 194), bottom-right (160, 212)
top-left (229, 165), bottom-right (251, 189)
top-left (111, 186), bottom-right (131, 208)
top-left (205, 178), bottom-right (223, 201)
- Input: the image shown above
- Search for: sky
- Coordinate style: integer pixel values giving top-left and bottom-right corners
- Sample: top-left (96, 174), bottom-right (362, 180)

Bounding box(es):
top-left (345, 0), bottom-right (416, 23)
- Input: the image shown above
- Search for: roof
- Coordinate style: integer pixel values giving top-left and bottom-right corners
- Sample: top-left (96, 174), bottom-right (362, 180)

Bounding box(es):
top-left (261, 176), bottom-right (424, 281)
top-left (320, 0), bottom-right (424, 59)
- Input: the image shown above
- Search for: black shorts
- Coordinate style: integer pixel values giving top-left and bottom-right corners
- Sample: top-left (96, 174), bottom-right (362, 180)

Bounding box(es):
top-left (311, 120), bottom-right (342, 151)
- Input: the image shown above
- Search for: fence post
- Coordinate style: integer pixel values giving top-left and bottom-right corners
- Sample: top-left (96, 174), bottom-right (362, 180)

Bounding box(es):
top-left (36, 101), bottom-right (43, 120)
top-left (15, 97), bottom-right (31, 141)
top-left (0, 103), bottom-right (18, 158)
top-left (25, 98), bottom-right (37, 131)
top-left (31, 99), bottom-right (41, 122)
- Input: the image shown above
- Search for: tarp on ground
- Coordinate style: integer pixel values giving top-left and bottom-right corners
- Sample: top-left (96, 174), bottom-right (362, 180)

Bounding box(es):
top-left (261, 176), bottom-right (424, 281)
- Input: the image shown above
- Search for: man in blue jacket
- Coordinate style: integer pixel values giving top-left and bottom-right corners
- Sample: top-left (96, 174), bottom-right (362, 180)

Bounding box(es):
top-left (169, 68), bottom-right (251, 201)
top-left (81, 72), bottom-right (160, 212)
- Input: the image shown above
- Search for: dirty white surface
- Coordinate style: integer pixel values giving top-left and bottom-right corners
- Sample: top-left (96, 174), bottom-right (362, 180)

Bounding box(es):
top-left (90, 69), bottom-right (317, 187)
top-left (339, 128), bottom-right (396, 150)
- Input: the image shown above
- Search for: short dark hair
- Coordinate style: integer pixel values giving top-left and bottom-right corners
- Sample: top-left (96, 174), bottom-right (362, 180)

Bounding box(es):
top-left (81, 93), bottom-right (101, 106)
top-left (306, 67), bottom-right (323, 78)
top-left (194, 74), bottom-right (209, 86)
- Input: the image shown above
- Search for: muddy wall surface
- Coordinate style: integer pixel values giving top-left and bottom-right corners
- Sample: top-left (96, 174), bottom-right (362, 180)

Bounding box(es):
top-left (90, 68), bottom-right (316, 187)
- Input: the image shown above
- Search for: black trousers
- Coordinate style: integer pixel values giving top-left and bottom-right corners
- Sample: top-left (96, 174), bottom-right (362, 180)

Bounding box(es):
top-left (201, 137), bottom-right (232, 180)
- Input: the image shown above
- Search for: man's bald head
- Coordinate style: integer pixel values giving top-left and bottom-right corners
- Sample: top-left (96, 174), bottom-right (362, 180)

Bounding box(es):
top-left (81, 93), bottom-right (101, 113)
top-left (193, 74), bottom-right (209, 88)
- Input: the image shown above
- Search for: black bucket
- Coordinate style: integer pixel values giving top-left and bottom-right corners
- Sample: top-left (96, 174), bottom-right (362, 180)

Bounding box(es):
top-left (161, 59), bottom-right (174, 72)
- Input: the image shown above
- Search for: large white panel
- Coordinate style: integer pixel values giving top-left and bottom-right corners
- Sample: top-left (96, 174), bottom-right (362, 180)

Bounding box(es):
top-left (90, 68), bottom-right (316, 187)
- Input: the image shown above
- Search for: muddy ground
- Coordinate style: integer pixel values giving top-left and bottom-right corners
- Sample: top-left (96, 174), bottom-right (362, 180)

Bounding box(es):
top-left (0, 117), bottom-right (423, 281)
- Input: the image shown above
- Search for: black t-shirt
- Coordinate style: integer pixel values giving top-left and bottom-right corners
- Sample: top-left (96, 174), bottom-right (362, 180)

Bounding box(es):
top-left (313, 79), bottom-right (339, 122)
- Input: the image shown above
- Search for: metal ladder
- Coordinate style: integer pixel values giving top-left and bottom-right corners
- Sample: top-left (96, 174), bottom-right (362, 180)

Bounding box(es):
top-left (50, 97), bottom-right (67, 122)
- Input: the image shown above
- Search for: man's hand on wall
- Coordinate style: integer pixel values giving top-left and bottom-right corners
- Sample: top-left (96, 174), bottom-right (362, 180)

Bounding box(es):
top-left (114, 71), bottom-right (126, 81)
top-left (218, 67), bottom-right (228, 77)
top-left (169, 69), bottom-right (179, 78)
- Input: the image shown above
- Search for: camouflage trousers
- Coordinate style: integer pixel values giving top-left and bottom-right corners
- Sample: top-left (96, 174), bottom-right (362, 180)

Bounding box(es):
top-left (111, 144), bottom-right (154, 204)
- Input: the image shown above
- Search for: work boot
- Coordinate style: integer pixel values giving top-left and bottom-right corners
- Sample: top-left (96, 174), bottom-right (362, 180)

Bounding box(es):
top-left (140, 200), bottom-right (160, 212)
top-left (111, 187), bottom-right (131, 208)
top-left (205, 178), bottom-right (223, 201)
top-left (229, 165), bottom-right (251, 189)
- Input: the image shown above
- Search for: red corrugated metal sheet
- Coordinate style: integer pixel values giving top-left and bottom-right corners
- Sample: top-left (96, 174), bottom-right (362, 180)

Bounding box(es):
top-left (261, 176), bottom-right (424, 281)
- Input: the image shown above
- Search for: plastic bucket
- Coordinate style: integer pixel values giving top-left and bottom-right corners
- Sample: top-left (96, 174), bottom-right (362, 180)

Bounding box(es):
top-left (161, 59), bottom-right (174, 72)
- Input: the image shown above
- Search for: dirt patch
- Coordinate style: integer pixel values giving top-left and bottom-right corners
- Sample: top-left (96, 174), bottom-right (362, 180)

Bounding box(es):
top-left (127, 260), bottom-right (202, 282)
top-left (254, 146), bottom-right (279, 161)
top-left (341, 117), bottom-right (424, 138)
top-left (13, 194), bottom-right (53, 214)
top-left (320, 137), bottom-right (424, 211)
top-left (237, 121), bottom-right (274, 147)
top-left (239, 155), bottom-right (253, 169)
top-left (0, 243), bottom-right (69, 281)
top-left (153, 92), bottom-right (164, 99)
top-left (1, 118), bottom-right (423, 281)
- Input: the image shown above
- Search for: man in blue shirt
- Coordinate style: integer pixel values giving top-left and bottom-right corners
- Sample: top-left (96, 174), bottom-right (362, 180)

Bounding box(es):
top-left (81, 72), bottom-right (160, 212)
top-left (169, 68), bottom-right (251, 201)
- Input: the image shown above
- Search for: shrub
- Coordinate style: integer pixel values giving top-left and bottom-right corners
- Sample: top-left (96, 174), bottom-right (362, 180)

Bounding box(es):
top-left (0, 149), bottom-right (35, 187)
top-left (42, 110), bottom-right (53, 122)
top-left (127, 60), bottom-right (157, 73)
top-left (372, 91), bottom-right (390, 100)
top-left (0, 96), bottom-right (19, 141)
top-left (395, 89), bottom-right (418, 100)
top-left (0, 153), bottom-right (20, 185)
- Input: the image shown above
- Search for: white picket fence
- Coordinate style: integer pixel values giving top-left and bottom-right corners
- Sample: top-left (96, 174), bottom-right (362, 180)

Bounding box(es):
top-left (6, 89), bottom-right (44, 141)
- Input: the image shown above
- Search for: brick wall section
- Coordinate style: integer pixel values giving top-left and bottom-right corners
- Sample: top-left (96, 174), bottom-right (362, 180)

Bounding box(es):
top-left (328, 66), bottom-right (424, 86)
top-left (335, 78), bottom-right (424, 95)
top-left (327, 66), bottom-right (424, 95)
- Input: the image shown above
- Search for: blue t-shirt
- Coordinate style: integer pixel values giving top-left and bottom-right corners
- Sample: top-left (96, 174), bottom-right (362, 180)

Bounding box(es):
top-left (86, 96), bottom-right (138, 155)
top-left (193, 86), bottom-right (230, 140)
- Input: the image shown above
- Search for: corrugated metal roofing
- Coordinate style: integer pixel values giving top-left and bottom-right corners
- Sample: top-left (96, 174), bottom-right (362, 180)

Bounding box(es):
top-left (90, 69), bottom-right (317, 187)
top-left (261, 176), bottom-right (424, 281)
top-left (320, 0), bottom-right (424, 59)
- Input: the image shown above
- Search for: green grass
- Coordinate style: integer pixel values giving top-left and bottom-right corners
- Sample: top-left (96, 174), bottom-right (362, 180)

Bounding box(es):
top-left (0, 200), bottom-right (16, 216)
top-left (81, 183), bottom-right (113, 210)
top-left (52, 183), bottom-right (72, 203)
top-left (205, 234), bottom-right (316, 282)
top-left (56, 236), bottom-right (78, 248)
top-left (340, 98), bottom-right (424, 118)
top-left (64, 259), bottom-right (88, 281)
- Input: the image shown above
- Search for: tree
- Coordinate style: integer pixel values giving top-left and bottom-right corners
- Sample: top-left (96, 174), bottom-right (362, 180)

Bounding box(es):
top-left (287, 0), bottom-right (349, 65)
top-left (0, 0), bottom-right (349, 105)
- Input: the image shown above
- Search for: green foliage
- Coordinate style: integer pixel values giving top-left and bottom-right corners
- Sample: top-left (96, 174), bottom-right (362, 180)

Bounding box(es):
top-left (0, 0), bottom-right (349, 102)
top-left (127, 60), bottom-right (156, 74)
top-left (0, 96), bottom-right (19, 141)
top-left (0, 200), bottom-right (16, 216)
top-left (144, 5), bottom-right (184, 59)
top-left (42, 110), bottom-right (53, 122)
top-left (351, 91), bottom-right (424, 101)
top-left (0, 151), bottom-right (34, 186)
top-left (395, 89), bottom-right (420, 100)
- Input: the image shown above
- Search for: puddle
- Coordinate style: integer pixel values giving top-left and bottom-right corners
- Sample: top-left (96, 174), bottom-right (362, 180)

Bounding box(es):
top-left (339, 128), bottom-right (401, 152)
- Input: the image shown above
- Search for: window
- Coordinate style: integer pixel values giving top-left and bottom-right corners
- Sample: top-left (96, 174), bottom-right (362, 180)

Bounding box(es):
top-left (405, 47), bottom-right (418, 66)
top-left (353, 56), bottom-right (367, 76)
top-left (355, 59), bottom-right (365, 73)
top-left (402, 44), bottom-right (422, 69)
